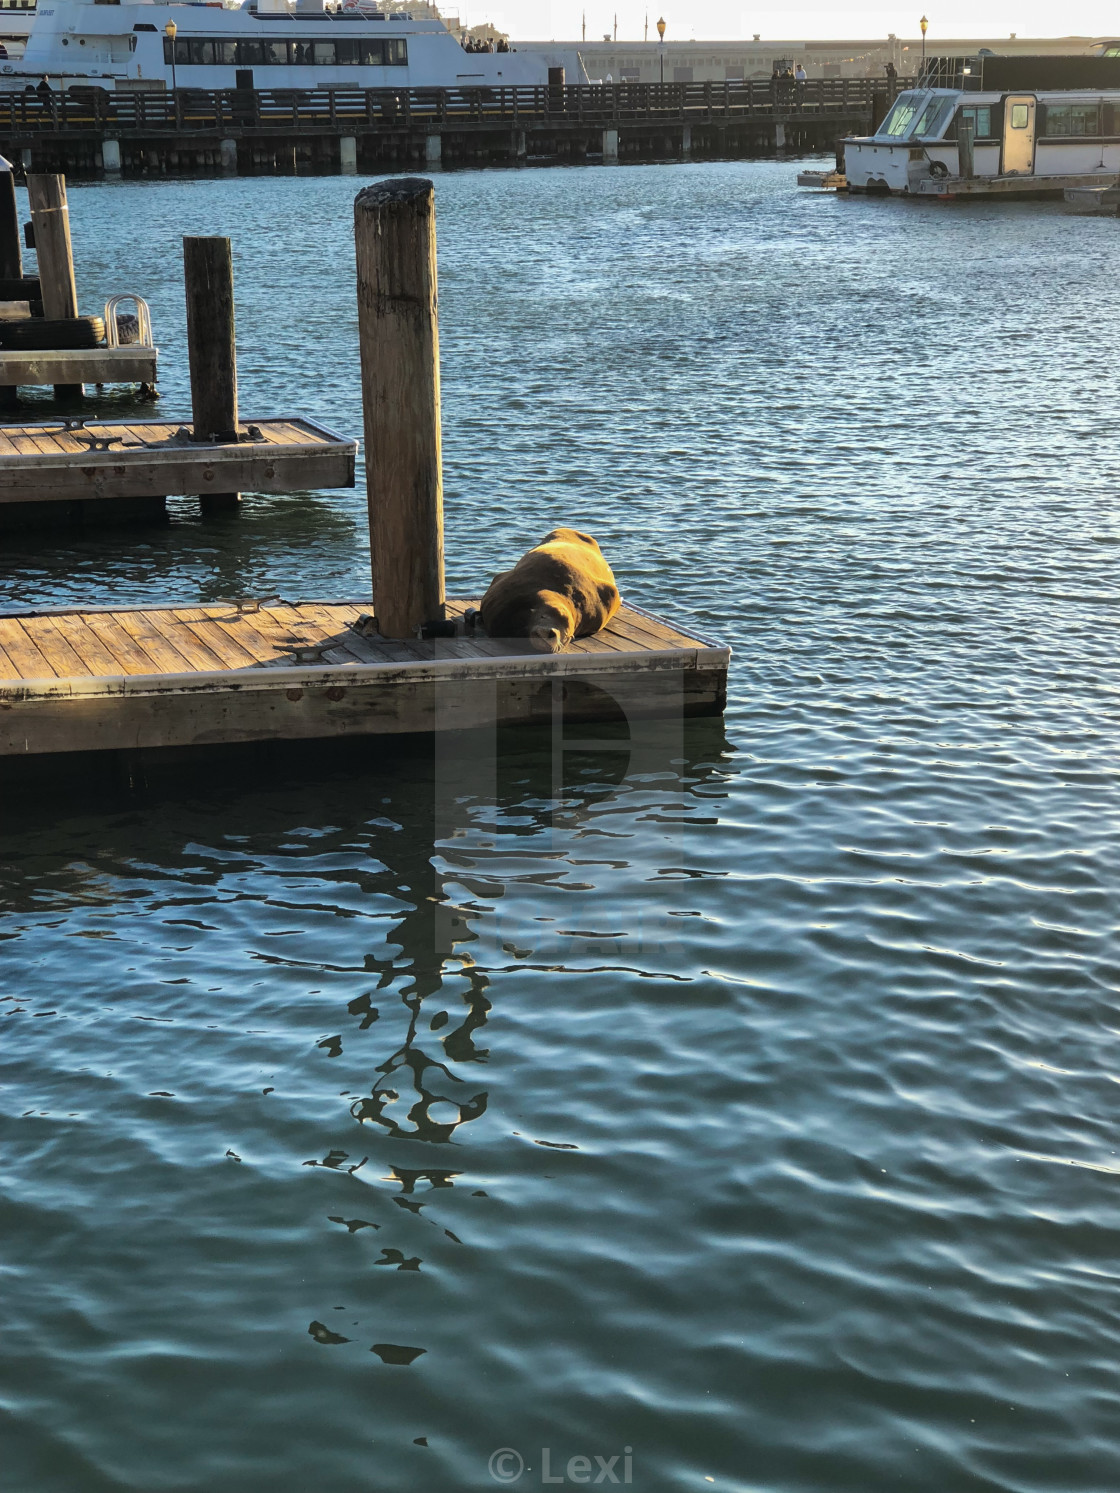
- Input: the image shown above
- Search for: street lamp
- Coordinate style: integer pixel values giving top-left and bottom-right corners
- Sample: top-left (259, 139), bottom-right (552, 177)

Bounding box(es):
top-left (656, 15), bottom-right (666, 86)
top-left (164, 19), bottom-right (177, 95)
top-left (920, 14), bottom-right (928, 74)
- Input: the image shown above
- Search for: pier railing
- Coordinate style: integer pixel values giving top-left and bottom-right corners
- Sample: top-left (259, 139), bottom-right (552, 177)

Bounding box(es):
top-left (0, 78), bottom-right (897, 135)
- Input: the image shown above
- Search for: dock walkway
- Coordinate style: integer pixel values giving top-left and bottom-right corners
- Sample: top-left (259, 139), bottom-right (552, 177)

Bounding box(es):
top-left (0, 600), bottom-right (729, 755)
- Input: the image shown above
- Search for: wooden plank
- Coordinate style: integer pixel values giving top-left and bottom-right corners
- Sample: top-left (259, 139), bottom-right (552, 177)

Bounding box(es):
top-left (111, 610), bottom-right (202, 675)
top-left (0, 616), bottom-right (58, 678)
top-left (0, 662), bottom-right (727, 756)
top-left (17, 617), bottom-right (90, 678)
top-left (0, 348), bottom-right (158, 387)
top-left (0, 632), bottom-right (19, 680)
top-left (41, 612), bottom-right (134, 677)
top-left (0, 446), bottom-right (354, 504)
top-left (81, 613), bottom-right (162, 675)
top-left (128, 608), bottom-right (226, 674)
top-left (170, 608), bottom-right (260, 669)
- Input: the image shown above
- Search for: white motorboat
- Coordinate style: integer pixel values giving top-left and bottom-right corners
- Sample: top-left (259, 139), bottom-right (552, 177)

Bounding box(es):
top-left (844, 55), bottom-right (1120, 195)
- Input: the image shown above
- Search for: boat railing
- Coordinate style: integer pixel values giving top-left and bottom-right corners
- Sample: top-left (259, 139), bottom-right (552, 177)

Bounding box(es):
top-left (0, 76), bottom-right (916, 134)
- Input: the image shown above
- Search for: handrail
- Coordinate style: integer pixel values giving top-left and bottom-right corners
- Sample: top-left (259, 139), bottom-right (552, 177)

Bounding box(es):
top-left (0, 77), bottom-right (908, 136)
top-left (104, 293), bottom-right (152, 348)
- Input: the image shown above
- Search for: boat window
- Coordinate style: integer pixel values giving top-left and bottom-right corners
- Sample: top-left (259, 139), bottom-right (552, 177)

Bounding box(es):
top-left (160, 35), bottom-right (409, 67)
top-left (910, 95), bottom-right (954, 138)
top-left (1042, 103), bottom-right (1101, 136)
top-left (1009, 103), bottom-right (1030, 128)
top-left (954, 104), bottom-right (992, 138)
top-left (876, 92), bottom-right (920, 137)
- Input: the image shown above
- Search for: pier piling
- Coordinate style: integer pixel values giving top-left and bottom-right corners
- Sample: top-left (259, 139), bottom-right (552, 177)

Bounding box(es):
top-left (354, 177), bottom-right (445, 639)
top-left (26, 173), bottom-right (80, 397)
top-left (182, 235), bottom-right (240, 512)
top-left (0, 165), bottom-right (22, 280)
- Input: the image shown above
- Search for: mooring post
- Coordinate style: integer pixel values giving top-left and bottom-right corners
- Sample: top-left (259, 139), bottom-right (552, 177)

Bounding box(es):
top-left (0, 161), bottom-right (22, 280)
top-left (354, 177), bottom-right (445, 638)
top-left (27, 173), bottom-right (81, 397)
top-left (182, 235), bottom-right (240, 513)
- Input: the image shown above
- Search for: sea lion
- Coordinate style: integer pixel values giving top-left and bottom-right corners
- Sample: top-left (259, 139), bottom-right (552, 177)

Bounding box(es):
top-left (480, 528), bottom-right (621, 653)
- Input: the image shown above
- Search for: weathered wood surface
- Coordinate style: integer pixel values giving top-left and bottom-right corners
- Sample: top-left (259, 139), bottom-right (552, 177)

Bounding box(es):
top-left (0, 345), bottom-right (158, 388)
top-left (355, 177), bottom-right (444, 639)
top-left (183, 236), bottom-right (238, 441)
top-left (0, 170), bottom-right (22, 282)
top-left (26, 174), bottom-right (77, 321)
top-left (0, 600), bottom-right (730, 754)
top-left (0, 416), bottom-right (356, 502)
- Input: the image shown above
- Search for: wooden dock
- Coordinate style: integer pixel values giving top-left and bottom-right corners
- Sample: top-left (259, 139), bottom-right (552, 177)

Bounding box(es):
top-left (0, 344), bottom-right (158, 391)
top-left (0, 79), bottom-right (898, 175)
top-left (0, 416), bottom-right (356, 505)
top-left (0, 599), bottom-right (729, 756)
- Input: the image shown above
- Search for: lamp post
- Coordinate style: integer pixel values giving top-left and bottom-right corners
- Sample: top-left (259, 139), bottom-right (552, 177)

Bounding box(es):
top-left (920, 14), bottom-right (928, 74)
top-left (656, 15), bottom-right (666, 86)
top-left (165, 18), bottom-right (178, 94)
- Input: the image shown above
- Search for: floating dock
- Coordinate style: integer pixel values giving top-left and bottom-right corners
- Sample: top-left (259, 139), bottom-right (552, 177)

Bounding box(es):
top-left (0, 344), bottom-right (158, 391)
top-left (0, 416), bottom-right (356, 505)
top-left (0, 600), bottom-right (729, 756)
top-left (911, 170), bottom-right (1120, 199)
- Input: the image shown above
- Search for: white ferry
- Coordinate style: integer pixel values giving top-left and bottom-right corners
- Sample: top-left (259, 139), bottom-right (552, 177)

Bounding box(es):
top-left (844, 56), bottom-right (1120, 195)
top-left (0, 0), bottom-right (586, 92)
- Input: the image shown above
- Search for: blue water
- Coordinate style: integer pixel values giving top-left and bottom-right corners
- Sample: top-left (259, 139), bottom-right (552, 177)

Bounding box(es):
top-left (3, 162), bottom-right (1120, 1491)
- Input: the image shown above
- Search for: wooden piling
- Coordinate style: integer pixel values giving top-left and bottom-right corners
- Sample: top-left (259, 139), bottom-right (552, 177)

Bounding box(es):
top-left (354, 177), bottom-right (445, 639)
top-left (182, 235), bottom-right (239, 512)
top-left (0, 167), bottom-right (22, 281)
top-left (26, 173), bottom-right (80, 397)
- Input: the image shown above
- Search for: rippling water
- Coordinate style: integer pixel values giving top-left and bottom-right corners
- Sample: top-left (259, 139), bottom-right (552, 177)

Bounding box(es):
top-left (3, 162), bottom-right (1120, 1491)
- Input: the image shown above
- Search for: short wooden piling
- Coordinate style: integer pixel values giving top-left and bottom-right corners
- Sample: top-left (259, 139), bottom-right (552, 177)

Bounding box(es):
top-left (182, 235), bottom-right (240, 513)
top-left (354, 177), bottom-right (445, 639)
top-left (26, 173), bottom-right (80, 397)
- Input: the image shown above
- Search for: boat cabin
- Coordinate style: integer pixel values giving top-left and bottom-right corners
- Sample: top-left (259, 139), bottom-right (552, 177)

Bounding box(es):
top-left (845, 56), bottom-right (1120, 194)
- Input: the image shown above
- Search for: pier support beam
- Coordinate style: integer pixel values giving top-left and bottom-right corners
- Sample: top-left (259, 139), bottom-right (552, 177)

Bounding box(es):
top-left (354, 177), bottom-right (445, 639)
top-left (513, 128), bottom-right (527, 163)
top-left (0, 165), bottom-right (22, 281)
top-left (775, 120), bottom-right (787, 154)
top-left (681, 124), bottom-right (691, 159)
top-left (102, 138), bottom-right (121, 175)
top-left (602, 127), bottom-right (619, 163)
top-left (424, 134), bottom-right (442, 169)
top-left (27, 174), bottom-right (81, 398)
top-left (220, 138), bottom-right (238, 174)
top-left (340, 135), bottom-right (357, 174)
top-left (183, 236), bottom-right (240, 513)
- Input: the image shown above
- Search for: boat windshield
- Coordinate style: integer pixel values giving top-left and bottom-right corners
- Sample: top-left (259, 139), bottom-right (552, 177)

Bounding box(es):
top-left (875, 90), bottom-right (956, 140)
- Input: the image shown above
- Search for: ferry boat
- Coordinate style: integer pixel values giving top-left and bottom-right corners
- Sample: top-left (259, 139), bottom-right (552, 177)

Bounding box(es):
top-left (0, 0), bottom-right (586, 93)
top-left (844, 54), bottom-right (1120, 195)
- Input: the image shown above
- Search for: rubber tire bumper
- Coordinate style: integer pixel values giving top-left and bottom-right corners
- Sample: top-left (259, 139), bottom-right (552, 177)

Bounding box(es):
top-left (0, 315), bottom-right (106, 350)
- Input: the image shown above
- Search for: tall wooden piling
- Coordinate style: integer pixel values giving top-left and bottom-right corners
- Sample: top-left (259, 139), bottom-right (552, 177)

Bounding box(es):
top-left (27, 173), bottom-right (79, 397)
top-left (182, 235), bottom-right (239, 512)
top-left (0, 167), bottom-right (22, 281)
top-left (354, 177), bottom-right (445, 638)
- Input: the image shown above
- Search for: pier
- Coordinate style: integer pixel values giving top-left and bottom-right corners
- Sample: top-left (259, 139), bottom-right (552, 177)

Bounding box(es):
top-left (0, 177), bottom-right (729, 760)
top-left (0, 80), bottom-right (893, 174)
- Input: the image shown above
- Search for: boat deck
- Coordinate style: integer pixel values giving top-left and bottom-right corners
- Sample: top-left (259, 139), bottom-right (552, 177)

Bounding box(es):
top-left (0, 599), bottom-right (730, 755)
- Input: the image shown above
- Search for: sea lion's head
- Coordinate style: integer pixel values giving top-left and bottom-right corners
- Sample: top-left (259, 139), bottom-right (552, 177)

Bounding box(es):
top-left (528, 594), bottom-right (577, 653)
